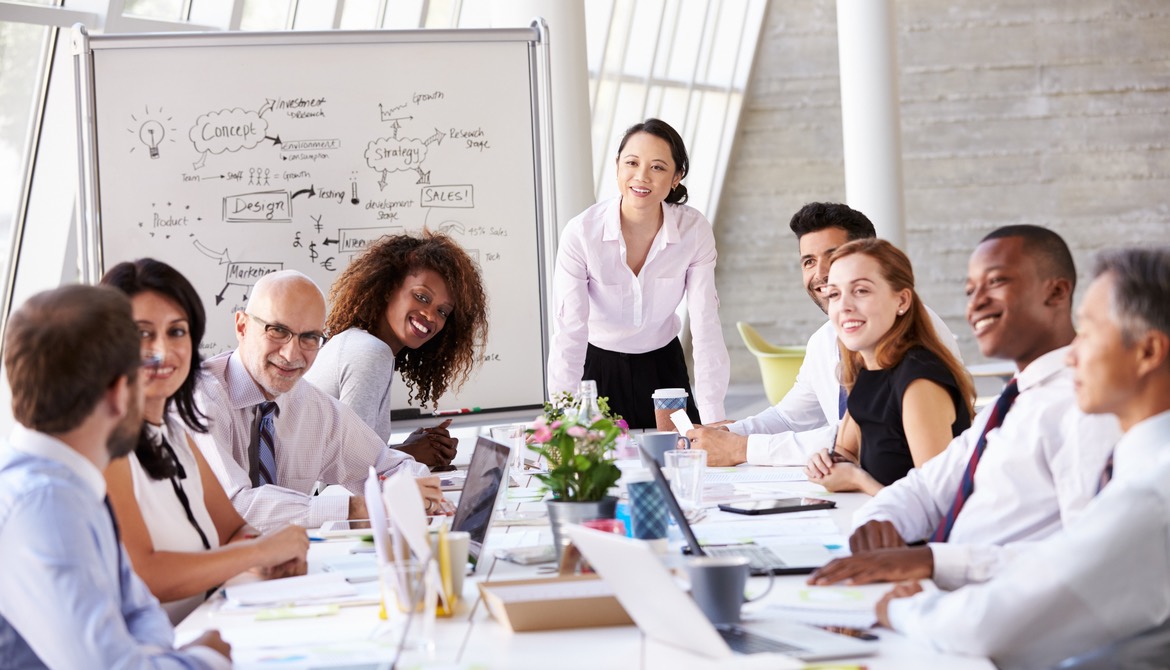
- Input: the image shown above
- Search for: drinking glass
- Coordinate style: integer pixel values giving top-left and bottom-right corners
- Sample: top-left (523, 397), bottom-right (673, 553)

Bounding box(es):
top-left (664, 449), bottom-right (706, 509)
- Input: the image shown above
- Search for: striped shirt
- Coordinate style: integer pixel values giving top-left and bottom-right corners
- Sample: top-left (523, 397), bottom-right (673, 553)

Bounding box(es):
top-left (191, 350), bottom-right (427, 531)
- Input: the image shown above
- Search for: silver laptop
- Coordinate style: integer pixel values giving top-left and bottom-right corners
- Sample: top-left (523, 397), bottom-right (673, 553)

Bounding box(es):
top-left (566, 525), bottom-right (874, 662)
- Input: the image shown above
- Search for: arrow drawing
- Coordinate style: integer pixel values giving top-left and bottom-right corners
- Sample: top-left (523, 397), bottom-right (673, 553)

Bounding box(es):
top-left (265, 135), bottom-right (282, 146)
top-left (423, 128), bottom-right (446, 147)
top-left (194, 240), bottom-right (231, 265)
top-left (291, 185), bottom-right (316, 200)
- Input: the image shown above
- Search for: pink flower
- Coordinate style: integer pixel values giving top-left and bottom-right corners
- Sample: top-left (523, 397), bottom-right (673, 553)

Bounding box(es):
top-left (533, 415), bottom-right (547, 428)
top-left (567, 425), bottom-right (587, 438)
top-left (551, 420), bottom-right (563, 430)
top-left (531, 425), bottom-right (552, 443)
top-left (616, 418), bottom-right (629, 431)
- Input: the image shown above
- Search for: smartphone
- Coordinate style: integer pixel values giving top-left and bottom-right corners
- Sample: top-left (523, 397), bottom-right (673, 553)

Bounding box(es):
top-left (717, 497), bottom-right (836, 515)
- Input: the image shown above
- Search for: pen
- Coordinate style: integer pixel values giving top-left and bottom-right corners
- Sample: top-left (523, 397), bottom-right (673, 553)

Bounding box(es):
top-left (816, 624), bottom-right (878, 641)
top-left (432, 407), bottom-right (482, 416)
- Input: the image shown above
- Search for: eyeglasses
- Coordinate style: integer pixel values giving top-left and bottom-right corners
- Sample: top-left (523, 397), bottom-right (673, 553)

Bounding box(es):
top-left (246, 313), bottom-right (327, 351)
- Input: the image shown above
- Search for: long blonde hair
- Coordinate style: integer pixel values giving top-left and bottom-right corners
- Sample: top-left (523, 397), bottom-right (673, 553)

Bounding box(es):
top-left (830, 238), bottom-right (974, 421)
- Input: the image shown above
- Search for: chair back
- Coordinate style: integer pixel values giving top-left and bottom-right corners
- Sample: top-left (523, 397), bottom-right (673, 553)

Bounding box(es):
top-left (737, 322), bottom-right (806, 405)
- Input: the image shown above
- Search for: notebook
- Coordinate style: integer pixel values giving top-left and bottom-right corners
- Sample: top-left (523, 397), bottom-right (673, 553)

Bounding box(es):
top-left (642, 444), bottom-right (833, 575)
top-left (566, 525), bottom-right (873, 662)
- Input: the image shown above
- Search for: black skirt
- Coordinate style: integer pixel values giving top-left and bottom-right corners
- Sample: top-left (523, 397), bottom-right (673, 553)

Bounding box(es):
top-left (582, 337), bottom-right (701, 430)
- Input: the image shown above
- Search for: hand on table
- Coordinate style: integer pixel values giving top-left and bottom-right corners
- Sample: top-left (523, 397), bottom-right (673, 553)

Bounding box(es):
top-left (396, 419), bottom-right (458, 468)
top-left (251, 524), bottom-right (310, 578)
top-left (416, 475), bottom-right (454, 515)
top-left (876, 581), bottom-right (925, 628)
top-left (849, 520), bottom-right (908, 553)
top-left (686, 426), bottom-right (747, 466)
top-left (183, 630), bottom-right (231, 660)
top-left (808, 546), bottom-right (934, 585)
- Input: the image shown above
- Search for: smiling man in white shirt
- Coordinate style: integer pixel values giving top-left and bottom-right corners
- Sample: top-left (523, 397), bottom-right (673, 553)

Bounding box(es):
top-left (687, 202), bottom-right (958, 466)
top-left (875, 247), bottom-right (1170, 669)
top-left (809, 225), bottom-right (1118, 591)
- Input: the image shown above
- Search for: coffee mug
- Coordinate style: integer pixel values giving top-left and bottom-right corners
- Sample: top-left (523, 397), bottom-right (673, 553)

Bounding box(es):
top-left (639, 431), bottom-right (691, 468)
top-left (686, 555), bottom-right (774, 625)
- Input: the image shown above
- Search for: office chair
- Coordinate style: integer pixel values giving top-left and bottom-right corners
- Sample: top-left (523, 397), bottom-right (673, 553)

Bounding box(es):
top-left (736, 322), bottom-right (806, 405)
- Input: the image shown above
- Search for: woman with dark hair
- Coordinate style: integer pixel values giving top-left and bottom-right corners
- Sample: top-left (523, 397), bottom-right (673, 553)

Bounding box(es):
top-left (547, 117), bottom-right (730, 428)
top-left (805, 239), bottom-right (975, 494)
top-left (102, 258), bottom-right (309, 623)
top-left (305, 230), bottom-right (488, 468)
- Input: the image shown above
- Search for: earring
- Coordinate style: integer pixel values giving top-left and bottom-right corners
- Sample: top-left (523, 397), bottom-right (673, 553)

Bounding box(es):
top-left (897, 309), bottom-right (905, 316)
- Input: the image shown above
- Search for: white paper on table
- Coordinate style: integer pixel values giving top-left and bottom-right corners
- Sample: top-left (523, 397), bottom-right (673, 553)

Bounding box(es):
top-left (364, 467), bottom-right (389, 564)
top-left (704, 469), bottom-right (808, 484)
top-left (757, 581), bottom-right (928, 628)
top-left (224, 573), bottom-right (357, 607)
top-left (688, 515), bottom-right (839, 543)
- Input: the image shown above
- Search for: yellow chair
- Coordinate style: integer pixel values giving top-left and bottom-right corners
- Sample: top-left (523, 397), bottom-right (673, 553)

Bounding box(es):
top-left (737, 322), bottom-right (806, 405)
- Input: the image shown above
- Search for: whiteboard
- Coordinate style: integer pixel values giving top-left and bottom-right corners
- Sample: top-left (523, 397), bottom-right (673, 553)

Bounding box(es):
top-left (74, 27), bottom-right (553, 421)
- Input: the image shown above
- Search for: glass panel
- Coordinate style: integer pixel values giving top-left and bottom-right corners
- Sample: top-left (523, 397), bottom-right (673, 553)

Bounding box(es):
top-left (240, 0), bottom-right (292, 30)
top-left (0, 20), bottom-right (52, 281)
top-left (122, 0), bottom-right (185, 20)
top-left (339, 0), bottom-right (379, 29)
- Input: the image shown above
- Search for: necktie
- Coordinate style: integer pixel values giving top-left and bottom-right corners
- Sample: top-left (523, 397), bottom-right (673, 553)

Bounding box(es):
top-left (256, 401), bottom-right (279, 486)
top-left (931, 378), bottom-right (1020, 542)
top-left (838, 385), bottom-right (848, 420)
top-left (1097, 451), bottom-right (1114, 494)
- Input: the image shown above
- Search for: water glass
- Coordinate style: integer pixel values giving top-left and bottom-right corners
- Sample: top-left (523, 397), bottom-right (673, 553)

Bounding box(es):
top-left (664, 448), bottom-right (706, 509)
top-left (490, 424), bottom-right (528, 474)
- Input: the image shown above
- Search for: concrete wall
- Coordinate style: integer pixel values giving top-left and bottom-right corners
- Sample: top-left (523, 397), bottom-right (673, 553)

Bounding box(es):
top-left (716, 0), bottom-right (1170, 383)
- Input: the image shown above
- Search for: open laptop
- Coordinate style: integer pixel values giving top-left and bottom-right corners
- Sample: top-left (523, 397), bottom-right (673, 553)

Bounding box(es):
top-left (449, 436), bottom-right (509, 571)
top-left (642, 445), bottom-right (834, 575)
top-left (566, 525), bottom-right (873, 661)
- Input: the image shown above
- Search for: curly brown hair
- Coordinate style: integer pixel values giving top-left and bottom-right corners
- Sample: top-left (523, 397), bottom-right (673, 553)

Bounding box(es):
top-left (325, 230), bottom-right (488, 407)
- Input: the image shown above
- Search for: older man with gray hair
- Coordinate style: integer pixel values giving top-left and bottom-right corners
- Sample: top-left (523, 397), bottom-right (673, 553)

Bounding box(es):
top-left (193, 270), bottom-right (444, 532)
top-left (876, 247), bottom-right (1170, 669)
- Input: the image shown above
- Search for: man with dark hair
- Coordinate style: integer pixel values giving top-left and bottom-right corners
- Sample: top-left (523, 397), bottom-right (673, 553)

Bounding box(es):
top-left (809, 225), bottom-right (1118, 597)
top-left (874, 247), bottom-right (1170, 669)
top-left (0, 285), bottom-right (230, 669)
top-left (688, 202), bottom-right (958, 466)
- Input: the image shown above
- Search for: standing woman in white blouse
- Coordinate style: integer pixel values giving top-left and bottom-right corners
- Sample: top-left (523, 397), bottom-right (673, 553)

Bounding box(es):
top-left (548, 118), bottom-right (730, 428)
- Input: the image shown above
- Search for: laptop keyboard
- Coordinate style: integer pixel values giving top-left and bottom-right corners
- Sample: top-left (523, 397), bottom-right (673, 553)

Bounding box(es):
top-left (717, 625), bottom-right (806, 655)
top-left (705, 544), bottom-right (785, 572)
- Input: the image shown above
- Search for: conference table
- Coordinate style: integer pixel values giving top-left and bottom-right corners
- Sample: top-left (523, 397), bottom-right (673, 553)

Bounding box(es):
top-left (177, 462), bottom-right (994, 669)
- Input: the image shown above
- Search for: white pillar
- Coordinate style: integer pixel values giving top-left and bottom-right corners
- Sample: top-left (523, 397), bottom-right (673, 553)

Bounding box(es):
top-left (836, 0), bottom-right (905, 246)
top-left (489, 0), bottom-right (594, 233)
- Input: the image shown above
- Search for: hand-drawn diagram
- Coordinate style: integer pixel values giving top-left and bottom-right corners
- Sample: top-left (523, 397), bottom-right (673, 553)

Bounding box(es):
top-left (129, 106), bottom-right (177, 159)
top-left (189, 101), bottom-right (282, 170)
top-left (366, 105), bottom-right (447, 189)
top-left (193, 239), bottom-right (283, 306)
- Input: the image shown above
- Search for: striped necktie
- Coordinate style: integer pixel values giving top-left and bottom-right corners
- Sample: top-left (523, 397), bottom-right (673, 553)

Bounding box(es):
top-left (931, 378), bottom-right (1020, 542)
top-left (256, 401), bottom-right (279, 485)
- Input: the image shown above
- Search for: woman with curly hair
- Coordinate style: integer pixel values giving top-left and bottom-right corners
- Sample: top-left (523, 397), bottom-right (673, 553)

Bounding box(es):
top-left (305, 230), bottom-right (488, 468)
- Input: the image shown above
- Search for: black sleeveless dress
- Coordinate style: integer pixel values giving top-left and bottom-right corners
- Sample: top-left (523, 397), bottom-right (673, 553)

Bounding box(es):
top-left (849, 347), bottom-right (970, 486)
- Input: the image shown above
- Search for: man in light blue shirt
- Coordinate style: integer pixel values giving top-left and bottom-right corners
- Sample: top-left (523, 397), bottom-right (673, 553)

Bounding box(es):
top-left (0, 285), bottom-right (230, 669)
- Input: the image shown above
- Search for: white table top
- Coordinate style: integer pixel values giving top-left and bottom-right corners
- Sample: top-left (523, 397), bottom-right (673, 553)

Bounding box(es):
top-left (177, 466), bottom-right (994, 669)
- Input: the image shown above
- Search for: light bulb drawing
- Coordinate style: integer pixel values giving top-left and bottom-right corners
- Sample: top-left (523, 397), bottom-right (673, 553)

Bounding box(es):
top-left (139, 120), bottom-right (165, 159)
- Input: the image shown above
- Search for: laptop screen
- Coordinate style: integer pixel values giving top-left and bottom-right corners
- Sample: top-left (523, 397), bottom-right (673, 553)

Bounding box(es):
top-left (641, 444), bottom-right (707, 557)
top-left (451, 436), bottom-right (509, 566)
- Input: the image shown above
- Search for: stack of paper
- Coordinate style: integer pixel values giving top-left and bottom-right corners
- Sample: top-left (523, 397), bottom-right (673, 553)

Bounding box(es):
top-left (223, 573), bottom-right (360, 608)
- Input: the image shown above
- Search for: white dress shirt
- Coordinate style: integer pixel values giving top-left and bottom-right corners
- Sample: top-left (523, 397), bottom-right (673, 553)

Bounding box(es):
top-left (547, 198), bottom-right (730, 423)
top-left (730, 307), bottom-right (960, 465)
top-left (192, 350), bottom-right (428, 532)
top-left (888, 410), bottom-right (1170, 670)
top-left (854, 346), bottom-right (1121, 589)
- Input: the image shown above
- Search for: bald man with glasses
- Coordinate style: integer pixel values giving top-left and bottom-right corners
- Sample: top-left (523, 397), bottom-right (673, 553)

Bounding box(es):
top-left (192, 270), bottom-right (445, 532)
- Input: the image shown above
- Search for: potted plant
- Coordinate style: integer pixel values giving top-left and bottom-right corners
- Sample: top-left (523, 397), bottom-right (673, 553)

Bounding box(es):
top-left (528, 386), bottom-right (628, 558)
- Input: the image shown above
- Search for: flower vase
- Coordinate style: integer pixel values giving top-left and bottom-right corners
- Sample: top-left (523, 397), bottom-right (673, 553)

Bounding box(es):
top-left (546, 496), bottom-right (618, 561)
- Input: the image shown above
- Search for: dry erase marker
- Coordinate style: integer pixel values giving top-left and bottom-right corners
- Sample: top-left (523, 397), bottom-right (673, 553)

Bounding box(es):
top-left (432, 407), bottom-right (481, 416)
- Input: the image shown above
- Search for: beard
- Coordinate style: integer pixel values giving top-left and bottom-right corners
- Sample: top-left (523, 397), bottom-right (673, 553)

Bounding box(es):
top-left (107, 392), bottom-right (143, 460)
